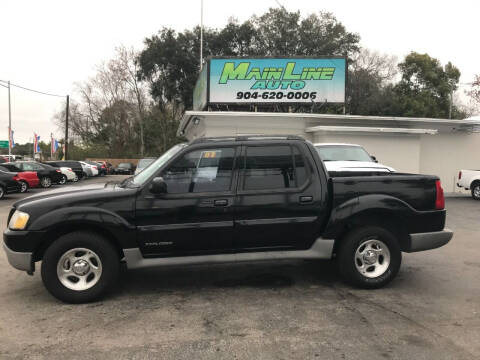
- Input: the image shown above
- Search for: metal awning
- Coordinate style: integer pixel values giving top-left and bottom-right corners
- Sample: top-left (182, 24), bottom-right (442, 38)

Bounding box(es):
top-left (305, 125), bottom-right (438, 135)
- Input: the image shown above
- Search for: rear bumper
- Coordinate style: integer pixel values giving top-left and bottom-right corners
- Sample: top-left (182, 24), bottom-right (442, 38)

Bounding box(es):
top-left (405, 228), bottom-right (453, 253)
top-left (2, 242), bottom-right (34, 273)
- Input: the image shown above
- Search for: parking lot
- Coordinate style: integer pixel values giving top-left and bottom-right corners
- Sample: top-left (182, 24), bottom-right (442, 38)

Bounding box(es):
top-left (0, 178), bottom-right (478, 360)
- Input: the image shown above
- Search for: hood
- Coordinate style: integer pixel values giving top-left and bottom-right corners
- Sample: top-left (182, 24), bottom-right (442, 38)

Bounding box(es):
top-left (13, 182), bottom-right (128, 209)
top-left (324, 161), bottom-right (395, 172)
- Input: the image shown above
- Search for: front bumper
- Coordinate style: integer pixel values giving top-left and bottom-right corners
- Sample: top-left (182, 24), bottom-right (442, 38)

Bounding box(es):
top-left (405, 228), bottom-right (453, 253)
top-left (3, 242), bottom-right (34, 273)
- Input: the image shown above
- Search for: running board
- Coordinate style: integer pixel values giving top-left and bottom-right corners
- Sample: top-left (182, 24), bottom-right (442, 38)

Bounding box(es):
top-left (123, 239), bottom-right (335, 269)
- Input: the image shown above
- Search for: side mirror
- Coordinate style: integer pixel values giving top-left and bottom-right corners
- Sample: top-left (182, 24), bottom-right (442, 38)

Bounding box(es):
top-left (371, 155), bottom-right (378, 163)
top-left (150, 177), bottom-right (167, 194)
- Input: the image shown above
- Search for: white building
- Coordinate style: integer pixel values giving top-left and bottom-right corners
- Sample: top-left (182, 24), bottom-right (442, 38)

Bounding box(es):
top-left (178, 111), bottom-right (480, 192)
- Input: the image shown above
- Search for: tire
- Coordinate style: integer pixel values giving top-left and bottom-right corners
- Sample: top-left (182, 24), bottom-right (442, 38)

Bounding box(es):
top-left (59, 175), bottom-right (67, 185)
top-left (40, 176), bottom-right (52, 188)
top-left (73, 174), bottom-right (79, 182)
top-left (471, 182), bottom-right (480, 200)
top-left (0, 186), bottom-right (4, 199)
top-left (41, 231), bottom-right (120, 303)
top-left (337, 226), bottom-right (402, 289)
top-left (19, 181), bottom-right (28, 193)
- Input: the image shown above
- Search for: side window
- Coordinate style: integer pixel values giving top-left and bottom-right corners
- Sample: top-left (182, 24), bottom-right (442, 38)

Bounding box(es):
top-left (22, 163), bottom-right (33, 171)
top-left (243, 145), bottom-right (296, 190)
top-left (162, 148), bottom-right (235, 194)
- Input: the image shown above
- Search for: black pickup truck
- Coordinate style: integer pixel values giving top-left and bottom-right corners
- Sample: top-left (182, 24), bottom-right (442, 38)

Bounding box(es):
top-left (3, 136), bottom-right (452, 303)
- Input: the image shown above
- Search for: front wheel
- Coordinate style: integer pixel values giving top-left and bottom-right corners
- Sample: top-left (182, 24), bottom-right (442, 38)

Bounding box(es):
top-left (471, 182), bottom-right (480, 200)
top-left (73, 174), bottom-right (79, 182)
top-left (59, 175), bottom-right (67, 185)
top-left (337, 226), bottom-right (401, 289)
top-left (41, 232), bottom-right (120, 303)
top-left (40, 176), bottom-right (52, 188)
top-left (19, 181), bottom-right (29, 193)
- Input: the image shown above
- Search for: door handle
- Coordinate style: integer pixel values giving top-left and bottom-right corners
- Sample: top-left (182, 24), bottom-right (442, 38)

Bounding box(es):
top-left (214, 199), bottom-right (228, 207)
top-left (299, 196), bottom-right (313, 203)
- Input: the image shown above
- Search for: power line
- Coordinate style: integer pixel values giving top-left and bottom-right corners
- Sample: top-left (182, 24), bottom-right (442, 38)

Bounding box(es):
top-left (0, 79), bottom-right (66, 98)
top-left (0, 83), bottom-right (8, 89)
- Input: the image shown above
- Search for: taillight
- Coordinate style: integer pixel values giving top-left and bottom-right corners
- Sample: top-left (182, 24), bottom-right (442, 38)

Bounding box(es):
top-left (435, 180), bottom-right (445, 210)
top-left (68, 168), bottom-right (72, 171)
top-left (93, 166), bottom-right (97, 169)
top-left (56, 169), bottom-right (61, 173)
top-left (102, 165), bottom-right (105, 168)
top-left (458, 171), bottom-right (462, 180)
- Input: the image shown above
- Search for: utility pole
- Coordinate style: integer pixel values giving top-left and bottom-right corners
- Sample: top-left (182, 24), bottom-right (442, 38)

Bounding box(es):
top-left (200, 0), bottom-right (203, 72)
top-left (8, 81), bottom-right (11, 158)
top-left (65, 95), bottom-right (69, 160)
top-left (449, 87), bottom-right (453, 119)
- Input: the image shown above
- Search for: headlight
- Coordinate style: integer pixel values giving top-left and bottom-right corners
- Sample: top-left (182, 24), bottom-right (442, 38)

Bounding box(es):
top-left (9, 210), bottom-right (30, 230)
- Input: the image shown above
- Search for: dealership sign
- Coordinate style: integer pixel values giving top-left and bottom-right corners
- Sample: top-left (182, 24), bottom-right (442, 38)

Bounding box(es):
top-left (194, 57), bottom-right (346, 109)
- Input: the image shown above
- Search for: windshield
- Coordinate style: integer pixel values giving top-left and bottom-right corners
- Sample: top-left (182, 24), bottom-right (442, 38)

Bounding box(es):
top-left (132, 143), bottom-right (187, 186)
top-left (137, 158), bottom-right (155, 168)
top-left (315, 145), bottom-right (373, 162)
top-left (118, 163), bottom-right (130, 168)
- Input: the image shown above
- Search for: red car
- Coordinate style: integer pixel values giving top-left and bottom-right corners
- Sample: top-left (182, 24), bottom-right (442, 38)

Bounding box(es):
top-left (0, 164), bottom-right (39, 192)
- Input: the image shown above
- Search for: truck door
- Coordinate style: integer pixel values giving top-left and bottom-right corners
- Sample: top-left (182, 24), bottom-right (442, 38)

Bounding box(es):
top-left (234, 143), bottom-right (324, 251)
top-left (135, 145), bottom-right (239, 256)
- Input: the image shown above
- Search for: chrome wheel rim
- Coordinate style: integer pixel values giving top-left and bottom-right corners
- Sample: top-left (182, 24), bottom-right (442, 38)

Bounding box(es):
top-left (354, 238), bottom-right (391, 278)
top-left (41, 177), bottom-right (51, 187)
top-left (56, 248), bottom-right (102, 291)
top-left (0, 187), bottom-right (4, 198)
top-left (59, 176), bottom-right (66, 184)
top-left (73, 175), bottom-right (78, 182)
top-left (21, 182), bottom-right (27, 192)
top-left (474, 186), bottom-right (480, 198)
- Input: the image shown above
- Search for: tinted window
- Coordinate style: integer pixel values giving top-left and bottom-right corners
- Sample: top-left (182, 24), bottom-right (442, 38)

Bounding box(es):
top-left (315, 145), bottom-right (373, 162)
top-left (163, 148), bottom-right (235, 194)
top-left (243, 146), bottom-right (296, 190)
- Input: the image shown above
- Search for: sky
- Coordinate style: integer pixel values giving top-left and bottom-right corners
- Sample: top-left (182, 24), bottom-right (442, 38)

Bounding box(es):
top-left (0, 0), bottom-right (478, 143)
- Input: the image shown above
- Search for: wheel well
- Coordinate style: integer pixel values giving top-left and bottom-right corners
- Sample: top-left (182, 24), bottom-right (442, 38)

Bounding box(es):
top-left (470, 180), bottom-right (480, 189)
top-left (33, 223), bottom-right (124, 262)
top-left (332, 210), bottom-right (409, 254)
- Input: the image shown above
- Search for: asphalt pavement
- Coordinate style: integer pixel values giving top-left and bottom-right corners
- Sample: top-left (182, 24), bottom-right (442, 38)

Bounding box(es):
top-left (0, 177), bottom-right (479, 359)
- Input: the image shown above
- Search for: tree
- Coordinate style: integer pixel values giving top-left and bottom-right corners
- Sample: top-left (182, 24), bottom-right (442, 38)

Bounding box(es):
top-left (347, 49), bottom-right (397, 115)
top-left (138, 8), bottom-right (360, 109)
top-left (390, 52), bottom-right (461, 118)
top-left (468, 75), bottom-right (480, 110)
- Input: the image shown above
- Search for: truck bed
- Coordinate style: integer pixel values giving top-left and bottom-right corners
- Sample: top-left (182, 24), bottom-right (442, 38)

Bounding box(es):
top-left (330, 173), bottom-right (439, 211)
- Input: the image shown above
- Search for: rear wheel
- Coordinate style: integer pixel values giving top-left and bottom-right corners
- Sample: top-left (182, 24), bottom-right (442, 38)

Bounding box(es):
top-left (0, 186), bottom-right (4, 199)
top-left (41, 232), bottom-right (120, 303)
top-left (59, 175), bottom-right (67, 185)
top-left (471, 182), bottom-right (480, 200)
top-left (40, 176), bottom-right (52, 188)
top-left (337, 226), bottom-right (401, 289)
top-left (73, 174), bottom-right (79, 182)
top-left (19, 181), bottom-right (28, 193)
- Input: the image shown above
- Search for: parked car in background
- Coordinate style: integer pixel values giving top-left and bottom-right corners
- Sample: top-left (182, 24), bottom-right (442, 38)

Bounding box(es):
top-left (42, 162), bottom-right (77, 184)
top-left (134, 158), bottom-right (156, 175)
top-left (115, 162), bottom-right (135, 175)
top-left (79, 161), bottom-right (98, 177)
top-left (92, 161), bottom-right (111, 176)
top-left (457, 169), bottom-right (480, 199)
top-left (85, 161), bottom-right (101, 176)
top-left (314, 143), bottom-right (395, 174)
top-left (0, 164), bottom-right (39, 192)
top-left (11, 162), bottom-right (63, 188)
top-left (0, 169), bottom-right (21, 198)
top-left (47, 161), bottom-right (84, 181)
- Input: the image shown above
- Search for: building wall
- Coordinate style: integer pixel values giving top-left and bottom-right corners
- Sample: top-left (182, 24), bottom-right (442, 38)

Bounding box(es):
top-left (420, 132), bottom-right (480, 193)
top-left (313, 133), bottom-right (421, 174)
